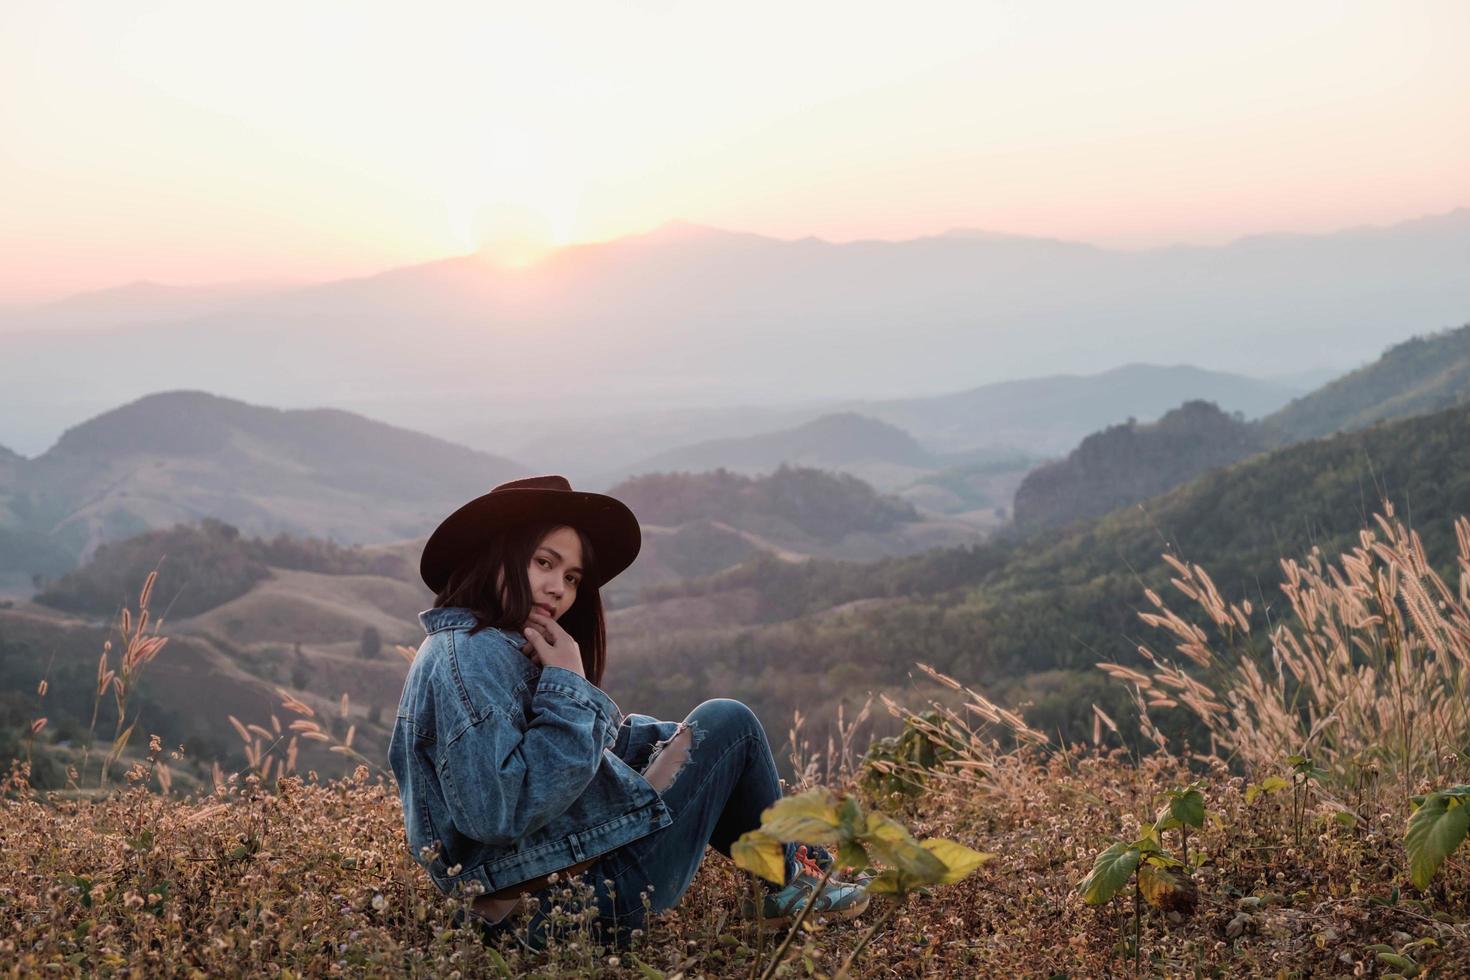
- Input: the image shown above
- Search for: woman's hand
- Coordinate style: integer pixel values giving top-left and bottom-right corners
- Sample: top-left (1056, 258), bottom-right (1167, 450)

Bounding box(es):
top-left (521, 611), bottom-right (585, 678)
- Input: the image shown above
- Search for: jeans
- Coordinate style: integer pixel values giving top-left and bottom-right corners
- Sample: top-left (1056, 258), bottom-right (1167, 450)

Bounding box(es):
top-left (492, 698), bottom-right (793, 949)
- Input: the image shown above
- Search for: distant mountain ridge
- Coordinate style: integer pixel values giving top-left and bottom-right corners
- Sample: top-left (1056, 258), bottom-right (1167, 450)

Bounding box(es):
top-left (3, 208), bottom-right (1466, 457)
top-left (0, 391), bottom-right (525, 582)
top-left (856, 363), bottom-right (1299, 455)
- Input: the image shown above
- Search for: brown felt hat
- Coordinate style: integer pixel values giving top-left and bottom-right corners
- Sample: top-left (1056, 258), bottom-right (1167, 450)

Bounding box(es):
top-left (419, 475), bottom-right (641, 594)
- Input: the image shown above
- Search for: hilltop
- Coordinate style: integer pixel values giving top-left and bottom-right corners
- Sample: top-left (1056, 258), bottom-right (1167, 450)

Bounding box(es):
top-left (622, 413), bottom-right (935, 490)
top-left (0, 391), bottom-right (524, 583)
top-left (1012, 401), bottom-right (1276, 532)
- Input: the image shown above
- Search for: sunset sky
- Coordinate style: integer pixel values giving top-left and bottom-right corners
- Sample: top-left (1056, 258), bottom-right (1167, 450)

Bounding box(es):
top-left (3, 0), bottom-right (1467, 303)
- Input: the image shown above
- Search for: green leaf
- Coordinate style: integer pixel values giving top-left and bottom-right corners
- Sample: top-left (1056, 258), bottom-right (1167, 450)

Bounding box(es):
top-left (864, 869), bottom-right (904, 896)
top-left (759, 790), bottom-right (842, 844)
top-left (1169, 788), bottom-right (1205, 828)
top-left (858, 813), bottom-right (947, 881)
top-left (628, 953), bottom-right (666, 980)
top-left (919, 838), bottom-right (993, 884)
top-left (836, 795), bottom-right (864, 839)
top-left (732, 830), bottom-right (787, 884)
top-left (1260, 775), bottom-right (1290, 793)
top-left (838, 840), bottom-right (870, 871)
top-left (1404, 792), bottom-right (1470, 889)
top-left (1078, 842), bottom-right (1140, 905)
top-left (483, 947), bottom-right (512, 979)
top-left (1375, 952), bottom-right (1417, 971)
top-left (888, 838), bottom-right (949, 881)
top-left (1153, 805), bottom-right (1181, 833)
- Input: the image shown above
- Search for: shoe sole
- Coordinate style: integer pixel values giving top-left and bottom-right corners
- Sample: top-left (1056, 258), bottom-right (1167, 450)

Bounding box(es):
top-left (755, 891), bottom-right (871, 929)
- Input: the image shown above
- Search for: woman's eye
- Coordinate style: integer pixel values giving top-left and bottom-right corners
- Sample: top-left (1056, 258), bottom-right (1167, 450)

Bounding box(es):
top-left (536, 557), bottom-right (551, 568)
top-left (566, 575), bottom-right (579, 586)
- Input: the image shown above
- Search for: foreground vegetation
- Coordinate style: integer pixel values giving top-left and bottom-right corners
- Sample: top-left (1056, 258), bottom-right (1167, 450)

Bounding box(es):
top-left (7, 503), bottom-right (1470, 975)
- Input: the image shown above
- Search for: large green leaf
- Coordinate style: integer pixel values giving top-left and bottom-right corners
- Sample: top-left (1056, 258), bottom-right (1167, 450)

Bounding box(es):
top-left (1405, 792), bottom-right (1470, 889)
top-left (1169, 788), bottom-right (1205, 829)
top-left (759, 791), bottom-right (842, 844)
top-left (920, 838), bottom-right (993, 884)
top-left (1078, 842), bottom-right (1140, 905)
top-left (732, 830), bottom-right (788, 884)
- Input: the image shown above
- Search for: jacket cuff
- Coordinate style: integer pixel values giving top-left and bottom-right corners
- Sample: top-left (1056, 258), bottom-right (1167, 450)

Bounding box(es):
top-left (536, 666), bottom-right (620, 746)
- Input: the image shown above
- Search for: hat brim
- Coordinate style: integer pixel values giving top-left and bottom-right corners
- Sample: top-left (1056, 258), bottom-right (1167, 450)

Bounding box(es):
top-left (420, 487), bottom-right (641, 594)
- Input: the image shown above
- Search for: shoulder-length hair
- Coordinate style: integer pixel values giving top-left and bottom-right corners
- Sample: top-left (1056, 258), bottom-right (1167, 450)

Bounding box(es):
top-left (433, 521), bottom-right (606, 687)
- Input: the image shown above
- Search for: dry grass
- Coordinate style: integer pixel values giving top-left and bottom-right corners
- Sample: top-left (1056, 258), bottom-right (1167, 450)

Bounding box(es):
top-left (6, 504), bottom-right (1470, 976)
top-left (1114, 503), bottom-right (1470, 800)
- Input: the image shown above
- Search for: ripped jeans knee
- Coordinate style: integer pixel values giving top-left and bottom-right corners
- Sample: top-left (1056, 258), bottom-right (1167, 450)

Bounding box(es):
top-left (642, 721), bottom-right (706, 792)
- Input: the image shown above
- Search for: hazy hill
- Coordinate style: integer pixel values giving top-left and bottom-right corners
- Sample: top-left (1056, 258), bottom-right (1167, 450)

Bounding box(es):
top-left (604, 466), bottom-right (980, 600)
top-left (858, 364), bottom-right (1298, 456)
top-left (1269, 322), bottom-right (1470, 440)
top-left (622, 413), bottom-right (936, 490)
top-left (608, 396), bottom-right (1470, 743)
top-left (3, 209), bottom-right (1466, 458)
top-left (0, 391), bottom-right (524, 580)
top-left (1011, 401), bottom-right (1276, 532)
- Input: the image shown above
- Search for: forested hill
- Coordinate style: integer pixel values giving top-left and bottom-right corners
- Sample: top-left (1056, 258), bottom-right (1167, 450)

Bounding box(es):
top-left (1269, 321), bottom-right (1470, 439)
top-left (1011, 401), bottom-right (1275, 533)
top-left (609, 466), bottom-right (918, 542)
top-left (615, 397), bottom-right (1470, 741)
top-left (34, 519), bottom-right (414, 618)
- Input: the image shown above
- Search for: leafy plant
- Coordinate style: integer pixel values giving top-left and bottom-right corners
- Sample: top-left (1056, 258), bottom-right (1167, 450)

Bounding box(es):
top-left (1364, 937), bottom-right (1439, 978)
top-left (1153, 785), bottom-right (1205, 865)
top-left (1078, 827), bottom-right (1193, 972)
top-left (1404, 786), bottom-right (1470, 889)
top-left (733, 788), bottom-right (990, 980)
top-left (859, 709), bottom-right (956, 802)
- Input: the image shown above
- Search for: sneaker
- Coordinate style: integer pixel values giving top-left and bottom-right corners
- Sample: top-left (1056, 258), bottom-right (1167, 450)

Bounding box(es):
top-left (742, 845), bottom-right (871, 927)
top-left (802, 843), bottom-right (879, 885)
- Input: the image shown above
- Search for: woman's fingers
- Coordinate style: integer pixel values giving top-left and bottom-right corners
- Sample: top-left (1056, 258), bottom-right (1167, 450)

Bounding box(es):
top-left (521, 627), bottom-right (550, 661)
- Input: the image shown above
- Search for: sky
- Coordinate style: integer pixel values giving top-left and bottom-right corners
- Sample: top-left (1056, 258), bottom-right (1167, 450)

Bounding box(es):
top-left (2, 0), bottom-right (1467, 303)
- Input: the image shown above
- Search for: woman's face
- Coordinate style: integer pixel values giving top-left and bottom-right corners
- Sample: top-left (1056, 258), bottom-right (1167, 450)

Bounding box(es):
top-left (527, 525), bottom-right (584, 621)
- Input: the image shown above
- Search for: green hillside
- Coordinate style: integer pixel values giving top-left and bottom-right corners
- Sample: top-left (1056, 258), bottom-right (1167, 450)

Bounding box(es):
top-left (611, 397), bottom-right (1470, 743)
top-left (1269, 321), bottom-right (1470, 439)
top-left (1012, 400), bottom-right (1275, 532)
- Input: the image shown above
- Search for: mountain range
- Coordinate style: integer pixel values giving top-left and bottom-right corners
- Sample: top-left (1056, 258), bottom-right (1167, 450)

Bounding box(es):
top-left (2, 209), bottom-right (1467, 458)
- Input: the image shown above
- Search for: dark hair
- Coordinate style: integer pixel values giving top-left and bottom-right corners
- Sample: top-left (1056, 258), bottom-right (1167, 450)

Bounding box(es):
top-left (433, 521), bottom-right (606, 686)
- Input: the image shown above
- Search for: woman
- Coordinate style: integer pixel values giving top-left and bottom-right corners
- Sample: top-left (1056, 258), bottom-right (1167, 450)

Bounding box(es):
top-left (388, 475), bottom-right (868, 948)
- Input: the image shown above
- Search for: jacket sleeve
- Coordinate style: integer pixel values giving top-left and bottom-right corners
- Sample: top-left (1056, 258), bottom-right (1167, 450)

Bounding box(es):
top-left (612, 713), bottom-right (683, 771)
top-left (439, 664), bottom-right (621, 847)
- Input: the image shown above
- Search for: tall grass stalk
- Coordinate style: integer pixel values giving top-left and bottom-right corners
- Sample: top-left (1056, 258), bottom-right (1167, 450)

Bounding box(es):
top-left (1112, 503), bottom-right (1470, 793)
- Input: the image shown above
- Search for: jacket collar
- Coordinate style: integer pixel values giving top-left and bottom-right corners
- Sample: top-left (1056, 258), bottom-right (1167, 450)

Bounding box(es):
top-left (418, 607), bottom-right (480, 633)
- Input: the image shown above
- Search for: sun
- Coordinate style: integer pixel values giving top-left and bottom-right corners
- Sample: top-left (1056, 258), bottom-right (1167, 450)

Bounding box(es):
top-left (444, 122), bottom-right (583, 269)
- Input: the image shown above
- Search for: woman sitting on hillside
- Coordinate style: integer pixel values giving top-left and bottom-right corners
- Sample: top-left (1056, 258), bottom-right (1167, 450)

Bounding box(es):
top-left (387, 475), bottom-right (869, 948)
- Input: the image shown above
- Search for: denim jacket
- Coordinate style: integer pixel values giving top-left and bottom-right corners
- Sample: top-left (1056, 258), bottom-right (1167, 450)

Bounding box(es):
top-left (388, 607), bottom-right (675, 896)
